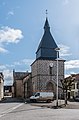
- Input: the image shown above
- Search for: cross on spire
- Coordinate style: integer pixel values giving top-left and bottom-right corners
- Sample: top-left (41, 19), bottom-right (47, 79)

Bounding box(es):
top-left (46, 9), bottom-right (48, 18)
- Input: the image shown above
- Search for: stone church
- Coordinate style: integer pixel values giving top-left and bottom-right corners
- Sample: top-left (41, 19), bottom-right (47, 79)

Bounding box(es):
top-left (31, 17), bottom-right (65, 96)
top-left (13, 16), bottom-right (65, 98)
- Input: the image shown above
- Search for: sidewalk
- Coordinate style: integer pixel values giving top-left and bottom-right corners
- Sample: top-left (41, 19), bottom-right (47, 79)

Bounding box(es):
top-left (30, 100), bottom-right (65, 108)
top-left (29, 100), bottom-right (79, 109)
top-left (64, 101), bottom-right (79, 109)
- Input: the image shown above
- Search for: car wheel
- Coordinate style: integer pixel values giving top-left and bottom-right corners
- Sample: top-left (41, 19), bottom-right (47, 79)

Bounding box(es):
top-left (47, 99), bottom-right (51, 103)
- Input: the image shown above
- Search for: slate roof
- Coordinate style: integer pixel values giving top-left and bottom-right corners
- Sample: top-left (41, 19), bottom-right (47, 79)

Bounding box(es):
top-left (36, 17), bottom-right (58, 60)
top-left (13, 71), bottom-right (29, 80)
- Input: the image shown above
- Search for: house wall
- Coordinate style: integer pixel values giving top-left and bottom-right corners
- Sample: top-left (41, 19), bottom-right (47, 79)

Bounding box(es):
top-left (13, 71), bottom-right (29, 98)
top-left (0, 79), bottom-right (4, 100)
top-left (69, 82), bottom-right (79, 98)
top-left (13, 72), bottom-right (32, 98)
top-left (23, 75), bottom-right (33, 98)
top-left (15, 80), bottom-right (24, 98)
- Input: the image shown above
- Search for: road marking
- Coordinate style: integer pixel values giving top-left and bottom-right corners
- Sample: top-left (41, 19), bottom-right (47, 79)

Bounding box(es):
top-left (0, 114), bottom-right (4, 117)
top-left (0, 103), bottom-right (24, 118)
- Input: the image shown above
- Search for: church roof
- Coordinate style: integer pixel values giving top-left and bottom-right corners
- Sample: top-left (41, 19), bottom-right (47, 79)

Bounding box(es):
top-left (36, 17), bottom-right (58, 60)
top-left (13, 71), bottom-right (29, 80)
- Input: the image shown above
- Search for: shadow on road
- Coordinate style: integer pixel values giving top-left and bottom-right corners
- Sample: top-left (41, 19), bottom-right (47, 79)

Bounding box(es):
top-left (0, 96), bottom-right (24, 103)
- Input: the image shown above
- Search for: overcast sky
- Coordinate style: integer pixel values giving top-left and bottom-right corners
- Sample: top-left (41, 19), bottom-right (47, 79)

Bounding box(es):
top-left (0, 0), bottom-right (79, 85)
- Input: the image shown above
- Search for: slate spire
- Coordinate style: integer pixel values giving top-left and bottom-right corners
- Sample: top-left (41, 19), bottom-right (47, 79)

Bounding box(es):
top-left (44, 17), bottom-right (50, 31)
top-left (36, 14), bottom-right (58, 60)
top-left (44, 10), bottom-right (50, 31)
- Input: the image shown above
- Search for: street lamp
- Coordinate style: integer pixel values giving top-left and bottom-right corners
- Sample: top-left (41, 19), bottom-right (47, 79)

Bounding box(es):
top-left (55, 47), bottom-right (60, 107)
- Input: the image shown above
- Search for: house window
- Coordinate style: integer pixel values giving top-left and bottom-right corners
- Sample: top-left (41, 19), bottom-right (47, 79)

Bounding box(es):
top-left (77, 83), bottom-right (79, 89)
top-left (71, 84), bottom-right (75, 89)
top-left (49, 66), bottom-right (52, 75)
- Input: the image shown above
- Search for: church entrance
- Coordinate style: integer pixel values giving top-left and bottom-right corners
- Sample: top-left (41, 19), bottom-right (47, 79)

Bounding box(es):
top-left (46, 82), bottom-right (54, 92)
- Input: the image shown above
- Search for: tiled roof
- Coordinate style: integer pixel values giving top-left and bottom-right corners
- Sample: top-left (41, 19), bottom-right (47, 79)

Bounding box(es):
top-left (65, 74), bottom-right (79, 81)
top-left (71, 74), bottom-right (79, 80)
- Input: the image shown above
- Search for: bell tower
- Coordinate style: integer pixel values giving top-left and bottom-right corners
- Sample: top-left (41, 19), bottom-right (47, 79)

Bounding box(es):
top-left (31, 11), bottom-right (64, 95)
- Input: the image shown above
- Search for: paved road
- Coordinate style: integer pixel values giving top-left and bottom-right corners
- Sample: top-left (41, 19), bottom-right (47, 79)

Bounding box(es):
top-left (0, 103), bottom-right (79, 120)
top-left (0, 97), bottom-right (79, 120)
top-left (0, 103), bottom-right (23, 118)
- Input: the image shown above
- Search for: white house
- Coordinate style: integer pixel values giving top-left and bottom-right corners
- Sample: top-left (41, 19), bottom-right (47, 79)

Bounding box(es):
top-left (0, 73), bottom-right (4, 100)
top-left (67, 74), bottom-right (79, 99)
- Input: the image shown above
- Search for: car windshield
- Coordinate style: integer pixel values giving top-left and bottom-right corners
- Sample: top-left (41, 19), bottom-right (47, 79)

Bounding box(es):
top-left (35, 93), bottom-right (40, 97)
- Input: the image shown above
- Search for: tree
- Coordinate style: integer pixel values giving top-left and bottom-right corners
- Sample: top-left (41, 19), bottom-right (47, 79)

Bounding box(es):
top-left (60, 75), bottom-right (75, 105)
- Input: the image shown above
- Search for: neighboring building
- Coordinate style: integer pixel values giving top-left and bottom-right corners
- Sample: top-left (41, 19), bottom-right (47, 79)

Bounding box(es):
top-left (31, 17), bottom-right (65, 97)
top-left (13, 70), bottom-right (32, 98)
top-left (0, 72), bottom-right (4, 100)
top-left (13, 70), bottom-right (28, 98)
top-left (67, 74), bottom-right (79, 99)
top-left (4, 85), bottom-right (12, 96)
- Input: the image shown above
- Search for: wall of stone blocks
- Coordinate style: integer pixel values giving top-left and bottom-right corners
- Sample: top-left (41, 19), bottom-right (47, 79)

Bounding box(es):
top-left (31, 59), bottom-right (64, 94)
top-left (15, 80), bottom-right (24, 98)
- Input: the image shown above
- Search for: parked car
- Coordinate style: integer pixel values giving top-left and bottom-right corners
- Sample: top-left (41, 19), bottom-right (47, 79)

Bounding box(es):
top-left (74, 96), bottom-right (79, 102)
top-left (30, 92), bottom-right (54, 103)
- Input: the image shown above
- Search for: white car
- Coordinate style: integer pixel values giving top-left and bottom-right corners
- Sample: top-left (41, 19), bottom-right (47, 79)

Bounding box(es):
top-left (30, 92), bottom-right (54, 103)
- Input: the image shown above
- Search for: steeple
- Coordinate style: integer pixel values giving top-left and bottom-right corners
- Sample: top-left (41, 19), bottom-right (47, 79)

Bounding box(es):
top-left (44, 17), bottom-right (50, 31)
top-left (36, 12), bottom-right (58, 60)
top-left (44, 10), bottom-right (50, 31)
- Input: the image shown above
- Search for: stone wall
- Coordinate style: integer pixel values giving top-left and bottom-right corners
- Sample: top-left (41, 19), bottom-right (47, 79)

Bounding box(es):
top-left (15, 80), bottom-right (24, 98)
top-left (31, 59), bottom-right (64, 95)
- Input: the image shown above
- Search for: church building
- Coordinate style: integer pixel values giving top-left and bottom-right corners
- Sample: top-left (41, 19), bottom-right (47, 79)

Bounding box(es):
top-left (13, 15), bottom-right (65, 98)
top-left (31, 16), bottom-right (65, 96)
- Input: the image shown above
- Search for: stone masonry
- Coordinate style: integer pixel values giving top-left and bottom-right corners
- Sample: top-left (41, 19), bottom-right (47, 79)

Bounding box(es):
top-left (31, 59), bottom-right (64, 95)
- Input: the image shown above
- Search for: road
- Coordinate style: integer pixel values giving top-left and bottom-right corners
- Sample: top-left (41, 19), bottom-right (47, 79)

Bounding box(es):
top-left (0, 102), bottom-right (23, 118)
top-left (0, 97), bottom-right (79, 120)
